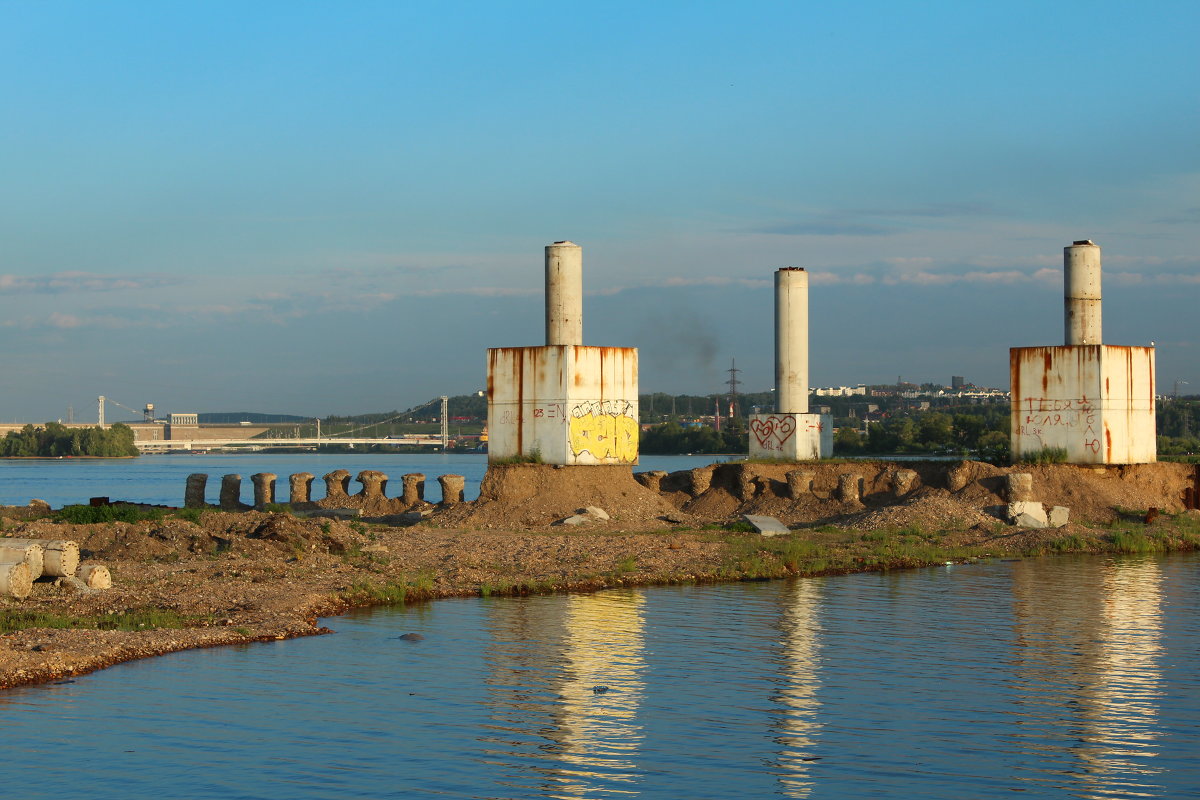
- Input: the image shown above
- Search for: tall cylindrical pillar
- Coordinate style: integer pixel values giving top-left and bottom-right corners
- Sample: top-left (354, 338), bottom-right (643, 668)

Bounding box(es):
top-left (775, 267), bottom-right (809, 413)
top-left (1065, 240), bottom-right (1102, 345)
top-left (545, 241), bottom-right (583, 346)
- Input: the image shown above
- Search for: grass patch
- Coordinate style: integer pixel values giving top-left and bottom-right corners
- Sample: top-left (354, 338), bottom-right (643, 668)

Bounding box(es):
top-left (1015, 446), bottom-right (1069, 465)
top-left (0, 608), bottom-right (199, 635)
top-left (173, 507), bottom-right (205, 524)
top-left (490, 448), bottom-right (544, 465)
top-left (56, 504), bottom-right (165, 524)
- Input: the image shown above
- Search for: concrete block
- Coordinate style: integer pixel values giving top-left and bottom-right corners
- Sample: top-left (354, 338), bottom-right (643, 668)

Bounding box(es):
top-left (1007, 501), bottom-right (1048, 528)
top-left (556, 514), bottom-right (591, 527)
top-left (1048, 506), bottom-right (1070, 528)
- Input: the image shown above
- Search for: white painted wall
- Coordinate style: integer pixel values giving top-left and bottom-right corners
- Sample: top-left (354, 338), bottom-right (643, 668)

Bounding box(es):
top-left (487, 345), bottom-right (639, 465)
top-left (1010, 345), bottom-right (1156, 464)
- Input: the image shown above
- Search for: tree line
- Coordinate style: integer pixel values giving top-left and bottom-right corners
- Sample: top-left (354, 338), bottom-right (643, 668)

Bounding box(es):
top-left (0, 423), bottom-right (140, 458)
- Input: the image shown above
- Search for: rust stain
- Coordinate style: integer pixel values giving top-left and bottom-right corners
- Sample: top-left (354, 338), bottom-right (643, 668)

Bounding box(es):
top-left (1105, 426), bottom-right (1113, 463)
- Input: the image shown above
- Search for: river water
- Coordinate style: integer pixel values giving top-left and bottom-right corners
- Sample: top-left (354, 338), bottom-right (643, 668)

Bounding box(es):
top-left (4, 553), bottom-right (1198, 799)
top-left (2, 458), bottom-right (1199, 797)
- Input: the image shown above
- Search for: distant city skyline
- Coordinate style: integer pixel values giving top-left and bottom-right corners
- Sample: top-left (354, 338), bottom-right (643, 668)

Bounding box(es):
top-left (2, 2), bottom-right (1197, 421)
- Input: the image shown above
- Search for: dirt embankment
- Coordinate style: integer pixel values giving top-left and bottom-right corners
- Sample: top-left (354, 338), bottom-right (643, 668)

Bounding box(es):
top-left (1, 460), bottom-right (1196, 691)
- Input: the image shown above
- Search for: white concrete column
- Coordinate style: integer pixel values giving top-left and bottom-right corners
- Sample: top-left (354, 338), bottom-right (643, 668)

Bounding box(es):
top-left (1065, 240), bottom-right (1102, 345)
top-left (775, 267), bottom-right (809, 413)
top-left (545, 241), bottom-right (583, 346)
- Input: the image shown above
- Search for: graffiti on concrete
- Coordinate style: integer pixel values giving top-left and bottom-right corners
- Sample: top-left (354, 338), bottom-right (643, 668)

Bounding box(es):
top-left (568, 400), bottom-right (638, 461)
top-left (750, 415), bottom-right (797, 452)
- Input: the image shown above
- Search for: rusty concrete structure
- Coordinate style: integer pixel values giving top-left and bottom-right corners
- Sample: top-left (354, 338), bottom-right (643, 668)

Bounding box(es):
top-left (748, 267), bottom-right (832, 460)
top-left (1010, 240), bottom-right (1156, 464)
top-left (487, 242), bottom-right (639, 465)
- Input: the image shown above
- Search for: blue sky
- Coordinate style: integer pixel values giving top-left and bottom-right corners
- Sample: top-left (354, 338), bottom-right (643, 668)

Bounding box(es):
top-left (2, 1), bottom-right (1197, 421)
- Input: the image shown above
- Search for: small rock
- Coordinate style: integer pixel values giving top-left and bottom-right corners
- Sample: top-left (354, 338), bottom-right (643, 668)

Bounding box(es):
top-left (556, 515), bottom-right (591, 527)
top-left (396, 633), bottom-right (424, 642)
top-left (361, 543), bottom-right (389, 554)
top-left (577, 506), bottom-right (609, 520)
top-left (592, 685), bottom-right (609, 694)
top-left (1048, 506), bottom-right (1070, 528)
top-left (742, 514), bottom-right (790, 537)
top-left (660, 513), bottom-right (689, 525)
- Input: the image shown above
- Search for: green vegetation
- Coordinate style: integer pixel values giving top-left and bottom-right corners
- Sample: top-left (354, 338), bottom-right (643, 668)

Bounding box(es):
top-left (0, 608), bottom-right (200, 635)
top-left (56, 504), bottom-right (165, 524)
top-left (640, 422), bottom-right (748, 455)
top-left (174, 508), bottom-right (205, 524)
top-left (0, 422), bottom-right (139, 458)
top-left (1015, 446), bottom-right (1069, 465)
top-left (490, 449), bottom-right (544, 464)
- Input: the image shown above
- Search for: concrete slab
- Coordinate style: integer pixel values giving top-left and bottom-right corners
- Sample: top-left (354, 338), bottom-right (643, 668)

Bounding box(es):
top-left (742, 514), bottom-right (791, 536)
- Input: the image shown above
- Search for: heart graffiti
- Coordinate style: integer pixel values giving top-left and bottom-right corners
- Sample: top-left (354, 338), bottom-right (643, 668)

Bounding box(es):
top-left (749, 415), bottom-right (797, 449)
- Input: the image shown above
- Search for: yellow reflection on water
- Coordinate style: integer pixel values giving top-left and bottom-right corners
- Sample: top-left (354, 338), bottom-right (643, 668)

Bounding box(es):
top-left (774, 579), bottom-right (822, 798)
top-left (482, 591), bottom-right (646, 799)
top-left (1010, 556), bottom-right (1166, 797)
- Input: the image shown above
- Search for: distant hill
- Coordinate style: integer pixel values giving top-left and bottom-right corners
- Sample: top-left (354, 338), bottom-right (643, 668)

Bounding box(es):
top-left (197, 412), bottom-right (312, 424)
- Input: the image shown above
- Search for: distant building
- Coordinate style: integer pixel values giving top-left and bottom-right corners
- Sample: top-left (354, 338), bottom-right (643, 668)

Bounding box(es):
top-left (167, 413), bottom-right (199, 440)
top-left (951, 376), bottom-right (965, 391)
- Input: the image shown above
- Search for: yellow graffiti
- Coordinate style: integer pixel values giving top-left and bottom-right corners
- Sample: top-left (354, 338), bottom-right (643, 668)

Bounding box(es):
top-left (568, 413), bottom-right (639, 462)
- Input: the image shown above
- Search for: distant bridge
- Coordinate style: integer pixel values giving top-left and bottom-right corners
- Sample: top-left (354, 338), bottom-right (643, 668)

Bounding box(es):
top-left (136, 436), bottom-right (446, 453)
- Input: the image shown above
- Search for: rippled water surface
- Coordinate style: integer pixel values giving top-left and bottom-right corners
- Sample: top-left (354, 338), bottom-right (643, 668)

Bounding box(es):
top-left (5, 553), bottom-right (1198, 799)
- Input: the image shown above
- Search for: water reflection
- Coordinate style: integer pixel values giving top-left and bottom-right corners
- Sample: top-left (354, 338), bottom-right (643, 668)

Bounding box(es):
top-left (772, 579), bottom-right (823, 798)
top-left (1010, 556), bottom-right (1166, 797)
top-left (481, 591), bottom-right (646, 798)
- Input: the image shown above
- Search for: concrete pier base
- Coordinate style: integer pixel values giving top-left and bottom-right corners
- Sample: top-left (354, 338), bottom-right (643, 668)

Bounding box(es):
top-left (1006, 473), bottom-right (1034, 503)
top-left (357, 471), bottom-right (388, 502)
top-left (438, 474), bottom-right (465, 505)
top-left (401, 474), bottom-right (426, 505)
top-left (324, 470), bottom-right (352, 504)
top-left (837, 473), bottom-right (862, 504)
top-left (891, 469), bottom-right (918, 498)
top-left (251, 473), bottom-right (276, 509)
top-left (289, 473), bottom-right (314, 504)
top-left (184, 474), bottom-right (207, 508)
top-left (219, 475), bottom-right (242, 510)
top-left (786, 470), bottom-right (814, 499)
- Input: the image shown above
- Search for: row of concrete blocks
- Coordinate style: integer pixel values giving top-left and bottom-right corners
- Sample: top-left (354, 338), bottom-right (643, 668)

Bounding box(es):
top-left (183, 470), bottom-right (467, 510)
top-left (636, 468), bottom-right (921, 503)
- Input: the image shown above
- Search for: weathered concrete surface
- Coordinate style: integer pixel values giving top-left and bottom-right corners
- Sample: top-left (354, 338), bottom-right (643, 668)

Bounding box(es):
top-left (251, 473), bottom-right (276, 510)
top-left (1007, 501), bottom-right (1048, 528)
top-left (742, 514), bottom-right (790, 536)
top-left (289, 473), bottom-right (314, 505)
top-left (184, 474), bottom-right (207, 509)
